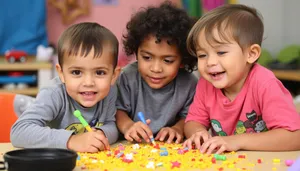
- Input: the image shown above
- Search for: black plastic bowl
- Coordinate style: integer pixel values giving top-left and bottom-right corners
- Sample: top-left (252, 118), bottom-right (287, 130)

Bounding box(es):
top-left (0, 148), bottom-right (77, 171)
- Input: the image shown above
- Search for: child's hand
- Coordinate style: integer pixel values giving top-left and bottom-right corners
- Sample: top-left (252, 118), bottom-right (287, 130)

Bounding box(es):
top-left (124, 119), bottom-right (153, 143)
top-left (183, 130), bottom-right (211, 150)
top-left (67, 129), bottom-right (110, 153)
top-left (155, 126), bottom-right (184, 143)
top-left (200, 136), bottom-right (240, 154)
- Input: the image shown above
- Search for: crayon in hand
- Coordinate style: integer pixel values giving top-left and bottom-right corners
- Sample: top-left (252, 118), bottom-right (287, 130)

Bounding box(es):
top-left (137, 112), bottom-right (156, 145)
top-left (73, 110), bottom-right (92, 132)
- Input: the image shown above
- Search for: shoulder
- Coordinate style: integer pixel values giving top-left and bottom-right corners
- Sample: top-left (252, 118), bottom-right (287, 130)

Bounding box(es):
top-left (37, 77), bottom-right (66, 101)
top-left (118, 62), bottom-right (140, 88)
top-left (176, 70), bottom-right (198, 88)
top-left (101, 84), bottom-right (118, 102)
top-left (247, 64), bottom-right (278, 88)
top-left (120, 61), bottom-right (139, 77)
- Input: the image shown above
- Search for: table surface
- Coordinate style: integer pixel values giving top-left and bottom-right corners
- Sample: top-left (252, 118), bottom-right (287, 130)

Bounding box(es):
top-left (0, 142), bottom-right (299, 171)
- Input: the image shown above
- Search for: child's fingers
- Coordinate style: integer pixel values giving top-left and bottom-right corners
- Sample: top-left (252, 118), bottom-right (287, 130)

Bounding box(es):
top-left (183, 139), bottom-right (192, 149)
top-left (87, 145), bottom-right (100, 153)
top-left (166, 131), bottom-right (175, 143)
top-left (175, 133), bottom-right (183, 144)
top-left (124, 132), bottom-right (134, 142)
top-left (194, 136), bottom-right (202, 150)
top-left (101, 138), bottom-right (110, 151)
top-left (130, 131), bottom-right (142, 143)
top-left (201, 132), bottom-right (210, 142)
top-left (206, 142), bottom-right (218, 155)
top-left (158, 130), bottom-right (168, 142)
top-left (215, 145), bottom-right (226, 154)
top-left (146, 119), bottom-right (151, 125)
top-left (136, 127), bottom-right (150, 142)
top-left (140, 123), bottom-right (153, 139)
top-left (93, 133), bottom-right (109, 151)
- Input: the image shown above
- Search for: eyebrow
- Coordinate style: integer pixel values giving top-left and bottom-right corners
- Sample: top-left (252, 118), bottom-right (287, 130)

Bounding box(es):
top-left (68, 66), bottom-right (109, 70)
top-left (140, 50), bottom-right (177, 58)
top-left (196, 44), bottom-right (230, 51)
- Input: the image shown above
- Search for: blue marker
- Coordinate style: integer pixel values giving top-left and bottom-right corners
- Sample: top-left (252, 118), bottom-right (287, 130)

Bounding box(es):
top-left (137, 112), bottom-right (156, 145)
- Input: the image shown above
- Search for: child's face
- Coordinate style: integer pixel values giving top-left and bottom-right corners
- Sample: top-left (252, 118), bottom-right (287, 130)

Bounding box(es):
top-left (137, 35), bottom-right (182, 89)
top-left (56, 46), bottom-right (120, 108)
top-left (196, 29), bottom-right (257, 93)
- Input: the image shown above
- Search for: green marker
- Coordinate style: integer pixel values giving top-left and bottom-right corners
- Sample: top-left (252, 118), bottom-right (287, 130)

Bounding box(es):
top-left (73, 110), bottom-right (92, 132)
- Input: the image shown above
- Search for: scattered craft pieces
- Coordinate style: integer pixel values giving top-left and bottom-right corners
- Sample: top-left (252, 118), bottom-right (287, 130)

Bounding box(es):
top-left (171, 161), bottom-right (181, 168)
top-left (285, 160), bottom-right (294, 167)
top-left (75, 142), bottom-right (294, 170)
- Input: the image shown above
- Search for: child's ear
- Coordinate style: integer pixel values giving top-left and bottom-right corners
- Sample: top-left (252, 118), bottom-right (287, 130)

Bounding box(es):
top-left (246, 44), bottom-right (261, 64)
top-left (55, 64), bottom-right (65, 83)
top-left (110, 66), bottom-right (121, 85)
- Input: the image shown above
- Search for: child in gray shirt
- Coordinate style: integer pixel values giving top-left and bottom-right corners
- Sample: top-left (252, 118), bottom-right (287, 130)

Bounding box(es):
top-left (116, 2), bottom-right (198, 144)
top-left (11, 22), bottom-right (121, 153)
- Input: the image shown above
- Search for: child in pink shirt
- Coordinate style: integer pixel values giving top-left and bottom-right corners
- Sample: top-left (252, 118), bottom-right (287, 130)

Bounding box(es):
top-left (183, 4), bottom-right (300, 154)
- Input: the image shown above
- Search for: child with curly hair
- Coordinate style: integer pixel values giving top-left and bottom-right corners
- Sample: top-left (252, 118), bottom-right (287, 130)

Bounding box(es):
top-left (116, 2), bottom-right (198, 144)
top-left (183, 4), bottom-right (300, 154)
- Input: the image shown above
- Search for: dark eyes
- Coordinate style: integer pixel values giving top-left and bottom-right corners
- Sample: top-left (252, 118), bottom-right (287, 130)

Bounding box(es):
top-left (71, 70), bottom-right (81, 75)
top-left (71, 70), bottom-right (106, 76)
top-left (217, 52), bottom-right (227, 55)
top-left (142, 56), bottom-right (151, 60)
top-left (198, 54), bottom-right (206, 58)
top-left (96, 70), bottom-right (106, 75)
top-left (142, 56), bottom-right (174, 64)
top-left (198, 52), bottom-right (227, 58)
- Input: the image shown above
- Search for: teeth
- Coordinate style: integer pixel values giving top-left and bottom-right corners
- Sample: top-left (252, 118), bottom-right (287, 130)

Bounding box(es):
top-left (83, 92), bottom-right (94, 95)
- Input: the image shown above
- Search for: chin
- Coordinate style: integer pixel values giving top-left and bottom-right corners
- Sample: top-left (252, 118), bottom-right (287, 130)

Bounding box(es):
top-left (148, 84), bottom-right (164, 89)
top-left (80, 102), bottom-right (97, 108)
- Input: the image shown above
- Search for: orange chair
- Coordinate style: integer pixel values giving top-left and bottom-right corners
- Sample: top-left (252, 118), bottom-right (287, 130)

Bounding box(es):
top-left (0, 93), bottom-right (18, 142)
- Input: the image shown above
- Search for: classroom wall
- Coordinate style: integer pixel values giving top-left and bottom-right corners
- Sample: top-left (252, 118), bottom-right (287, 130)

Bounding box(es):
top-left (47, 0), bottom-right (300, 58)
top-left (239, 0), bottom-right (300, 57)
top-left (47, 0), bottom-right (166, 54)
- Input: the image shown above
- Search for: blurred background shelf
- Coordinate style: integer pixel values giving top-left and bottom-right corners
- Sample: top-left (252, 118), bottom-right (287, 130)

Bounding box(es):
top-left (272, 70), bottom-right (300, 82)
top-left (0, 88), bottom-right (38, 96)
top-left (0, 56), bottom-right (52, 70)
top-left (0, 56), bottom-right (53, 96)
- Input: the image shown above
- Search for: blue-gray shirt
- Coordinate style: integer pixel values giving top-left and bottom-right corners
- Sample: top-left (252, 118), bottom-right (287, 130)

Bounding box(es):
top-left (11, 78), bottom-right (118, 149)
top-left (116, 62), bottom-right (198, 134)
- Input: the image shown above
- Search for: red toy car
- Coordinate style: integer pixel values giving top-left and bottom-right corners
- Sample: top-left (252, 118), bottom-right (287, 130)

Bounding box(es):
top-left (5, 50), bottom-right (27, 63)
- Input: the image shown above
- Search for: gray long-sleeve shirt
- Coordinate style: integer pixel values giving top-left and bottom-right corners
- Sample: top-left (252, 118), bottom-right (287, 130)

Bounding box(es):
top-left (116, 62), bottom-right (198, 135)
top-left (11, 78), bottom-right (118, 149)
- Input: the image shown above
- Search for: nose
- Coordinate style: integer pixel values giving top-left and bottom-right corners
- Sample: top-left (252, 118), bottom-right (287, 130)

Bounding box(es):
top-left (83, 75), bottom-right (95, 87)
top-left (150, 60), bottom-right (163, 73)
top-left (206, 55), bottom-right (218, 67)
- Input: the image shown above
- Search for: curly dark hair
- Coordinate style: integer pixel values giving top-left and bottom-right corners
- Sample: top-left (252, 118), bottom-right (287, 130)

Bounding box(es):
top-left (123, 1), bottom-right (197, 72)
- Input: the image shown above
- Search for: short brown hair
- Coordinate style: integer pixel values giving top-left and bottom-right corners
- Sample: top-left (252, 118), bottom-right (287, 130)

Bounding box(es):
top-left (57, 22), bottom-right (119, 68)
top-left (187, 4), bottom-right (264, 57)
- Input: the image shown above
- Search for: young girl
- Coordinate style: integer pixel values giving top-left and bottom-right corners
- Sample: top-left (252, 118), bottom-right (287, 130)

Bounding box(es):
top-left (116, 2), bottom-right (198, 144)
top-left (183, 4), bottom-right (300, 154)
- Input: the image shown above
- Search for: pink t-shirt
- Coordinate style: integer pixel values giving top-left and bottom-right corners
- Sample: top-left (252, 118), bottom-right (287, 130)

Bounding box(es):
top-left (186, 64), bottom-right (300, 136)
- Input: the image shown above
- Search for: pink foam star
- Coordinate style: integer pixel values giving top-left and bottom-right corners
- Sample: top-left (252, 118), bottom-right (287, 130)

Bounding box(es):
top-left (171, 161), bottom-right (181, 168)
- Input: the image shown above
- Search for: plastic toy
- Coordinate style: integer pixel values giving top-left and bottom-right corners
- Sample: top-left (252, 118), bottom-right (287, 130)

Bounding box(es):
top-left (137, 112), bottom-right (156, 145)
top-left (5, 50), bottom-right (27, 63)
top-left (73, 110), bottom-right (92, 132)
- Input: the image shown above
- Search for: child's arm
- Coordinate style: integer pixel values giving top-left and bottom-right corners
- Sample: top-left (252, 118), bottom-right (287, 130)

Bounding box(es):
top-left (183, 121), bottom-right (211, 149)
top-left (200, 129), bottom-right (300, 154)
top-left (201, 78), bottom-right (300, 154)
top-left (155, 118), bottom-right (185, 143)
top-left (116, 109), bottom-right (153, 143)
top-left (67, 129), bottom-right (110, 152)
top-left (10, 88), bottom-right (73, 149)
top-left (95, 86), bottom-right (119, 145)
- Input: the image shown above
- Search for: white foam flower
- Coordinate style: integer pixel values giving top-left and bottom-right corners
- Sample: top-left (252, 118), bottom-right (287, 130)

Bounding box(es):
top-left (146, 161), bottom-right (155, 169)
top-left (125, 153), bottom-right (133, 160)
top-left (132, 144), bottom-right (140, 150)
top-left (151, 149), bottom-right (158, 153)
